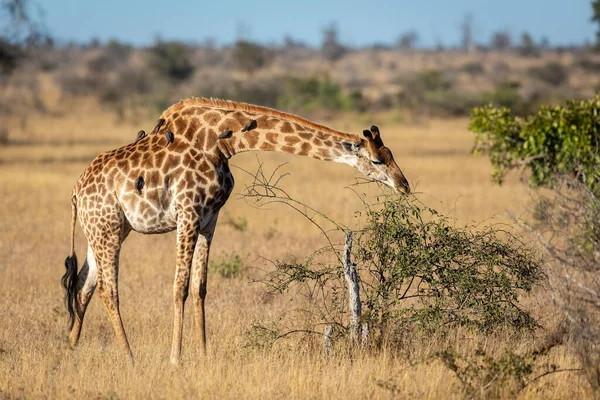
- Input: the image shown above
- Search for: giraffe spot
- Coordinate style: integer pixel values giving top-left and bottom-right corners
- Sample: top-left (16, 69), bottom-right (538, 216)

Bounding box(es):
top-left (284, 136), bottom-right (301, 145)
top-left (174, 118), bottom-right (186, 134)
top-left (280, 121), bottom-right (294, 133)
top-left (257, 115), bottom-right (277, 129)
top-left (266, 132), bottom-right (278, 144)
top-left (316, 132), bottom-right (327, 140)
top-left (199, 161), bottom-right (211, 173)
top-left (324, 140), bottom-right (333, 147)
top-left (238, 142), bottom-right (246, 150)
top-left (317, 148), bottom-right (331, 158)
top-left (154, 151), bottom-right (166, 169)
top-left (204, 129), bottom-right (217, 150)
top-left (246, 131), bottom-right (260, 148)
top-left (293, 123), bottom-right (304, 131)
top-left (260, 142), bottom-right (276, 152)
top-left (163, 154), bottom-right (181, 170)
top-left (203, 111), bottom-right (221, 126)
top-left (208, 185), bottom-right (218, 196)
top-left (299, 142), bottom-right (312, 156)
top-left (185, 117), bottom-right (201, 139)
top-left (205, 170), bottom-right (215, 180)
top-left (312, 138), bottom-right (322, 146)
top-left (281, 145), bottom-right (296, 154)
top-left (299, 132), bottom-right (312, 140)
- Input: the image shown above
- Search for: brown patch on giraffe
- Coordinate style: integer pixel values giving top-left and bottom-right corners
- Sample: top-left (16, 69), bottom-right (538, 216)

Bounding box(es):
top-left (317, 148), bottom-right (331, 158)
top-left (245, 131), bottom-right (260, 148)
top-left (281, 145), bottom-right (296, 154)
top-left (323, 140), bottom-right (333, 147)
top-left (163, 153), bottom-right (181, 170)
top-left (280, 121), bottom-right (294, 133)
top-left (293, 123), bottom-right (304, 131)
top-left (185, 117), bottom-right (200, 140)
top-left (203, 111), bottom-right (222, 126)
top-left (299, 142), bottom-right (312, 156)
top-left (260, 142), bottom-right (276, 152)
top-left (256, 115), bottom-right (277, 129)
top-left (299, 132), bottom-right (312, 140)
top-left (205, 170), bottom-right (215, 180)
top-left (198, 161), bottom-right (211, 173)
top-left (312, 137), bottom-right (322, 146)
top-left (284, 136), bottom-right (301, 145)
top-left (154, 151), bottom-right (166, 169)
top-left (204, 129), bottom-right (217, 150)
top-left (238, 142), bottom-right (247, 150)
top-left (266, 132), bottom-right (278, 144)
top-left (208, 185), bottom-right (218, 196)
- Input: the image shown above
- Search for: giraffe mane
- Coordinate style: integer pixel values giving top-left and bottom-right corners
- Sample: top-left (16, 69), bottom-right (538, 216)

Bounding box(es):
top-left (161, 97), bottom-right (362, 143)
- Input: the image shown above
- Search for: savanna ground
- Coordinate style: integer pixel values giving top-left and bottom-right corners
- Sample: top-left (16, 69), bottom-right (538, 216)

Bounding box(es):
top-left (0, 90), bottom-right (591, 398)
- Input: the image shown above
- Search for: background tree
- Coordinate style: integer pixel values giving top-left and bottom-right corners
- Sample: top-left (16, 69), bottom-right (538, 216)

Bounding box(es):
top-left (490, 30), bottom-right (511, 51)
top-left (592, 0), bottom-right (600, 50)
top-left (460, 13), bottom-right (476, 53)
top-left (471, 96), bottom-right (600, 392)
top-left (396, 31), bottom-right (419, 50)
top-left (321, 23), bottom-right (347, 61)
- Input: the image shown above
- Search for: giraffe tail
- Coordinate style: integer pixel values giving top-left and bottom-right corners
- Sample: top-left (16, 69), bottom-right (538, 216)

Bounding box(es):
top-left (62, 195), bottom-right (78, 330)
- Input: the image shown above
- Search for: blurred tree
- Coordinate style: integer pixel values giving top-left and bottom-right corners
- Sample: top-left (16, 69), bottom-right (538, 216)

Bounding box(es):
top-left (519, 31), bottom-right (538, 56)
top-left (1, 0), bottom-right (49, 75)
top-left (233, 40), bottom-right (271, 74)
top-left (321, 23), bottom-right (347, 61)
top-left (460, 13), bottom-right (476, 53)
top-left (149, 40), bottom-right (195, 82)
top-left (593, 1), bottom-right (600, 50)
top-left (490, 30), bottom-right (511, 51)
top-left (396, 31), bottom-right (419, 50)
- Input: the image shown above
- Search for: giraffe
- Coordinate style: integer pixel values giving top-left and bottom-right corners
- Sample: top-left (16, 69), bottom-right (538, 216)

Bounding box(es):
top-left (62, 97), bottom-right (410, 364)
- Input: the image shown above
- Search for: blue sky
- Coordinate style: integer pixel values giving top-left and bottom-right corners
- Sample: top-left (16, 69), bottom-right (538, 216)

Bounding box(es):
top-left (36, 0), bottom-right (596, 47)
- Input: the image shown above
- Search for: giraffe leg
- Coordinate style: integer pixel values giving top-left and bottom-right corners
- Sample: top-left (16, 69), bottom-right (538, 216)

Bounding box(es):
top-left (95, 230), bottom-right (132, 359)
top-left (191, 215), bottom-right (218, 355)
top-left (170, 218), bottom-right (199, 365)
top-left (69, 246), bottom-right (98, 347)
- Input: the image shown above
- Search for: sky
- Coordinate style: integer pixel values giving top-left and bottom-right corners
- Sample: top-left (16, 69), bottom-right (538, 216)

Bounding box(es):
top-left (31, 0), bottom-right (596, 48)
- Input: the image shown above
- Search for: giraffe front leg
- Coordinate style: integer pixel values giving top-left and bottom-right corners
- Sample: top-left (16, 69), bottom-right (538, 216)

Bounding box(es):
top-left (191, 215), bottom-right (218, 355)
top-left (170, 218), bottom-right (199, 365)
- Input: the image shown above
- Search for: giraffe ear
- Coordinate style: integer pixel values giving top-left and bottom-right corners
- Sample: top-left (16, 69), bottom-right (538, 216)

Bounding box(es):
top-left (363, 130), bottom-right (373, 139)
top-left (369, 125), bottom-right (384, 148)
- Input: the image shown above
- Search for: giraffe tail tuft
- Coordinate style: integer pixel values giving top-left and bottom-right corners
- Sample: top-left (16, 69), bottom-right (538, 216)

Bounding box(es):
top-left (62, 195), bottom-right (78, 330)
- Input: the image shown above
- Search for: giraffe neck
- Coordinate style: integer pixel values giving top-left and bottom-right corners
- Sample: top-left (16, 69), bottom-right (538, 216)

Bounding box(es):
top-left (216, 122), bottom-right (350, 163)
top-left (158, 98), bottom-right (362, 166)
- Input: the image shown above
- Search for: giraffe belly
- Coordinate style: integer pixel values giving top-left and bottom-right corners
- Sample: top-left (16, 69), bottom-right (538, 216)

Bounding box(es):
top-left (116, 185), bottom-right (178, 234)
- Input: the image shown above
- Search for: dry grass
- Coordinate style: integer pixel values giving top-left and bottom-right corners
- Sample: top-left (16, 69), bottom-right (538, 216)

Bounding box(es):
top-left (0, 99), bottom-right (590, 398)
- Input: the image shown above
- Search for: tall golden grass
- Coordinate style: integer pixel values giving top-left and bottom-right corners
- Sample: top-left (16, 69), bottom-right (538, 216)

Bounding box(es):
top-left (0, 99), bottom-right (590, 398)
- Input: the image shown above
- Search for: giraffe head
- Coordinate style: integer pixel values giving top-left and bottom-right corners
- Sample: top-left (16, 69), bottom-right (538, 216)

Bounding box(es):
top-left (341, 125), bottom-right (410, 193)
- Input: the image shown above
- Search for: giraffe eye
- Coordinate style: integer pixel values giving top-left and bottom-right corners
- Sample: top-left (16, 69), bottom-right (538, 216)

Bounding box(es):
top-left (371, 159), bottom-right (383, 165)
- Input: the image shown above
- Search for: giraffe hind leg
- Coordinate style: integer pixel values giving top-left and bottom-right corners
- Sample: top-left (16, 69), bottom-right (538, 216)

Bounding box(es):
top-left (69, 246), bottom-right (98, 347)
top-left (94, 227), bottom-right (133, 359)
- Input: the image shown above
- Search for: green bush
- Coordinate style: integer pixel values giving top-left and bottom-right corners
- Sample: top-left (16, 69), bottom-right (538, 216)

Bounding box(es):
top-left (277, 75), bottom-right (352, 113)
top-left (209, 252), bottom-right (242, 279)
top-left (470, 95), bottom-right (600, 194)
top-left (149, 40), bottom-right (195, 82)
top-left (483, 81), bottom-right (525, 112)
top-left (528, 62), bottom-right (568, 87)
top-left (233, 40), bottom-right (271, 73)
top-left (257, 194), bottom-right (543, 347)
